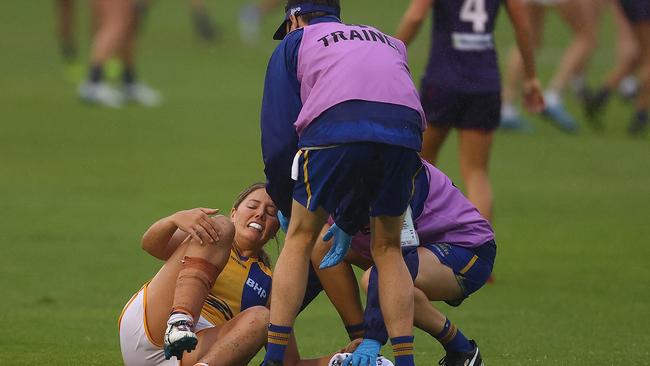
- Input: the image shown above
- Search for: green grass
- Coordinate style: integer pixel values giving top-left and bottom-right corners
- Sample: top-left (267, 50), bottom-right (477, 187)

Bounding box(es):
top-left (1, 1), bottom-right (648, 365)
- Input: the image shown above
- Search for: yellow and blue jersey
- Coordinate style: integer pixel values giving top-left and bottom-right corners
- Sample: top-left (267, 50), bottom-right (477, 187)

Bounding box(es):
top-left (200, 249), bottom-right (272, 326)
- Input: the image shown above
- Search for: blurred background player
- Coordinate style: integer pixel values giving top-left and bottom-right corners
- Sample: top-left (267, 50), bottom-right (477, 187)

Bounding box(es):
top-left (55, 0), bottom-right (77, 64)
top-left (239, 0), bottom-right (283, 43)
top-left (573, 0), bottom-right (638, 102)
top-left (260, 1), bottom-right (426, 365)
top-left (500, 0), bottom-right (597, 133)
top-left (78, 0), bottom-right (161, 108)
top-left (136, 0), bottom-right (219, 42)
top-left (585, 0), bottom-right (648, 135)
top-left (396, 0), bottom-right (544, 223)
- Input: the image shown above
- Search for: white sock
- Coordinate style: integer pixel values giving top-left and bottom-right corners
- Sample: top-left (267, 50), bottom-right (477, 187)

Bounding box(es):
top-left (544, 90), bottom-right (561, 107)
top-left (501, 103), bottom-right (519, 119)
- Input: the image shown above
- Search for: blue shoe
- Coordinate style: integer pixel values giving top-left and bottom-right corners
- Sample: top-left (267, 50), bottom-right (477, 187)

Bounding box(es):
top-left (499, 115), bottom-right (534, 133)
top-left (543, 104), bottom-right (578, 134)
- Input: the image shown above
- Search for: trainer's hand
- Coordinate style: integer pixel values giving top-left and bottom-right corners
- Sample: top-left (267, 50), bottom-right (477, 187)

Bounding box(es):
top-left (342, 339), bottom-right (381, 366)
top-left (277, 210), bottom-right (289, 233)
top-left (523, 77), bottom-right (545, 114)
top-left (170, 208), bottom-right (221, 245)
top-left (319, 224), bottom-right (352, 269)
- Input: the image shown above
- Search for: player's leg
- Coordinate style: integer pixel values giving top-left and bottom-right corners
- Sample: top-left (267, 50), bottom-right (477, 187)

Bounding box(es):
top-left (458, 92), bottom-right (500, 223)
top-left (79, 0), bottom-right (133, 107)
top-left (188, 0), bottom-right (218, 41)
top-left (179, 306), bottom-right (269, 366)
top-left (419, 82), bottom-right (455, 163)
top-left (116, 3), bottom-right (162, 107)
top-left (628, 20), bottom-right (650, 135)
top-left (585, 2), bottom-right (639, 127)
top-left (500, 1), bottom-right (546, 131)
top-left (421, 124), bottom-right (451, 165)
top-left (55, 0), bottom-right (76, 62)
top-left (239, 0), bottom-right (283, 43)
top-left (143, 216), bottom-right (235, 359)
top-left (458, 130), bottom-right (494, 222)
top-left (542, 0), bottom-right (597, 132)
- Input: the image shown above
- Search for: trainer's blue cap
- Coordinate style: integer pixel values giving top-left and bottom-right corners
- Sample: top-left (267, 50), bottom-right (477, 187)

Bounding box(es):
top-left (273, 3), bottom-right (340, 40)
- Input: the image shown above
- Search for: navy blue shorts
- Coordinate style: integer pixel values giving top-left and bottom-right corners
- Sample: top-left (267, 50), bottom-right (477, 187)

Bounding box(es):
top-left (420, 83), bottom-right (501, 131)
top-left (620, 0), bottom-right (650, 22)
top-left (293, 143), bottom-right (422, 217)
top-left (422, 240), bottom-right (496, 306)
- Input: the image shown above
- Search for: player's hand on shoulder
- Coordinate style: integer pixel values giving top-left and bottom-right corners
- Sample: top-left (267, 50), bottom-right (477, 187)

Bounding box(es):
top-left (170, 208), bottom-right (221, 245)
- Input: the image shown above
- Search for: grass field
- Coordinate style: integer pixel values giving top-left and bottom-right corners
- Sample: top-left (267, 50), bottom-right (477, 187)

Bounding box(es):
top-left (1, 1), bottom-right (649, 365)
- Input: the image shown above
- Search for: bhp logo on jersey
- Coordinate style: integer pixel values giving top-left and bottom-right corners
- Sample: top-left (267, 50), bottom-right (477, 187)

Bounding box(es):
top-left (246, 278), bottom-right (267, 299)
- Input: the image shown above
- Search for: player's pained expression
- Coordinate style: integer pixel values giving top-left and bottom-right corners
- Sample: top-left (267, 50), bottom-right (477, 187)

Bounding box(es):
top-left (231, 188), bottom-right (279, 249)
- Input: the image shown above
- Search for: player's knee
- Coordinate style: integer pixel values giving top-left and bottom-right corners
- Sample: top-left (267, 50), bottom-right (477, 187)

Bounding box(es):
top-left (212, 215), bottom-right (236, 246)
top-left (241, 306), bottom-right (270, 332)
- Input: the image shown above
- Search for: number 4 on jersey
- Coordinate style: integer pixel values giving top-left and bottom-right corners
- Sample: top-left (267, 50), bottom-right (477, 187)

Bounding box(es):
top-left (460, 0), bottom-right (488, 33)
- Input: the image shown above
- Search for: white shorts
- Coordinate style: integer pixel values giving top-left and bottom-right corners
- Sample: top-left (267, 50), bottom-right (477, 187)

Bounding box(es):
top-left (523, 0), bottom-right (567, 5)
top-left (118, 284), bottom-right (215, 366)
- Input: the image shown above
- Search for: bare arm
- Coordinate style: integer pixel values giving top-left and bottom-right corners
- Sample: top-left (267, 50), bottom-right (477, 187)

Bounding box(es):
top-left (505, 0), bottom-right (545, 112)
top-left (141, 208), bottom-right (220, 261)
top-left (396, 0), bottom-right (433, 46)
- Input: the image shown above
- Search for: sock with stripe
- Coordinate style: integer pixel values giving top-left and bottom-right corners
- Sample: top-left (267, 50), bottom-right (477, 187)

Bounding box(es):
top-left (391, 335), bottom-right (415, 366)
top-left (345, 322), bottom-right (365, 341)
top-left (435, 318), bottom-right (473, 353)
top-left (265, 323), bottom-right (292, 363)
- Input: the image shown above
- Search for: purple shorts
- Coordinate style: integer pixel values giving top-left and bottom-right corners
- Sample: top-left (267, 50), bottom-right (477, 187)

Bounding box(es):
top-left (620, 0), bottom-right (650, 22)
top-left (420, 84), bottom-right (501, 131)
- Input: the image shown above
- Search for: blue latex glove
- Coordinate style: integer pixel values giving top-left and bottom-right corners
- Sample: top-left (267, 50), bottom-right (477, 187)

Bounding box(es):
top-left (342, 339), bottom-right (381, 366)
top-left (319, 223), bottom-right (352, 269)
top-left (277, 211), bottom-right (289, 233)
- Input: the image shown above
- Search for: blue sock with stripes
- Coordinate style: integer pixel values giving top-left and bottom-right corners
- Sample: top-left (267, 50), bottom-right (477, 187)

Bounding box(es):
top-left (391, 335), bottom-right (415, 366)
top-left (435, 318), bottom-right (473, 353)
top-left (264, 323), bottom-right (292, 363)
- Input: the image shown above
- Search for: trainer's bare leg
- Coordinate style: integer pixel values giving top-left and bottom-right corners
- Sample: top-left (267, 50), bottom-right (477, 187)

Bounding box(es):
top-left (270, 201), bottom-right (329, 326)
top-left (370, 214), bottom-right (413, 338)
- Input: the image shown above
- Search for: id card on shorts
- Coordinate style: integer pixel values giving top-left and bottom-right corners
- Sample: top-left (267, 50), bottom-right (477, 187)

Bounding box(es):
top-left (401, 206), bottom-right (419, 248)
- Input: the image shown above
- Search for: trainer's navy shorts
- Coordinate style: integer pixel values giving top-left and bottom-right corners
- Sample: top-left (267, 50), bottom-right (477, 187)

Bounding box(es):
top-left (420, 83), bottom-right (501, 131)
top-left (293, 143), bottom-right (422, 217)
top-left (620, 0), bottom-right (650, 22)
top-left (422, 240), bottom-right (496, 306)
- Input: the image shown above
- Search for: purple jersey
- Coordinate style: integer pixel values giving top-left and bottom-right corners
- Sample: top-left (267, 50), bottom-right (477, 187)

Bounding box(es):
top-left (295, 22), bottom-right (426, 136)
top-left (424, 0), bottom-right (502, 92)
top-left (348, 159), bottom-right (494, 258)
